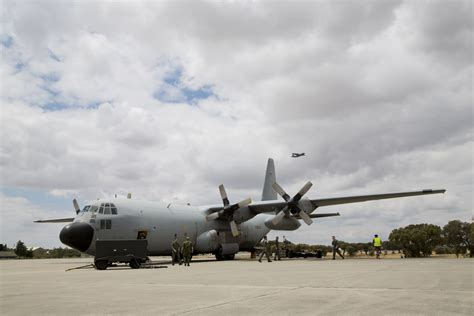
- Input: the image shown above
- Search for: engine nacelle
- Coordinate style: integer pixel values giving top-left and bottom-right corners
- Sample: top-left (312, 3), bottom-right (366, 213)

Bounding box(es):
top-left (264, 217), bottom-right (301, 230)
top-left (195, 230), bottom-right (219, 253)
top-left (217, 243), bottom-right (239, 256)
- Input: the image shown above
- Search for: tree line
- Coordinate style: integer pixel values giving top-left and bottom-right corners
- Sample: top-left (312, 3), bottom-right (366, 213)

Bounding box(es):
top-left (276, 219), bottom-right (472, 258)
top-left (0, 241), bottom-right (81, 259)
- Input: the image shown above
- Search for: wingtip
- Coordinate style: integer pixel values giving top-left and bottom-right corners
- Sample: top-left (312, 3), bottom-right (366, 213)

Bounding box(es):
top-left (422, 189), bottom-right (446, 194)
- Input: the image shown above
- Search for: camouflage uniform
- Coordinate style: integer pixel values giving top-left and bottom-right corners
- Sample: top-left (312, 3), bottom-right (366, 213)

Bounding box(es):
top-left (182, 237), bottom-right (193, 266)
top-left (332, 236), bottom-right (344, 260)
top-left (274, 236), bottom-right (281, 261)
top-left (171, 235), bottom-right (181, 266)
top-left (283, 236), bottom-right (290, 258)
top-left (258, 236), bottom-right (272, 262)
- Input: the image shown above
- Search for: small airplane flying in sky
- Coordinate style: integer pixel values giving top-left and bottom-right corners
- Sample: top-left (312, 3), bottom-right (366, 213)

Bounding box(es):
top-left (292, 153), bottom-right (305, 158)
top-left (36, 158), bottom-right (445, 261)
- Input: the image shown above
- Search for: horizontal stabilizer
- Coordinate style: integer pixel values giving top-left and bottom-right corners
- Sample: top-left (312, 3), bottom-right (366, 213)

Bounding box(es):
top-left (34, 218), bottom-right (74, 223)
top-left (292, 212), bottom-right (340, 219)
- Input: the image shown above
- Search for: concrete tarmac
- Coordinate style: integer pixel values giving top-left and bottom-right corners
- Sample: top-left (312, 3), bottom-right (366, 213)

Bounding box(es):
top-left (1, 256), bottom-right (472, 315)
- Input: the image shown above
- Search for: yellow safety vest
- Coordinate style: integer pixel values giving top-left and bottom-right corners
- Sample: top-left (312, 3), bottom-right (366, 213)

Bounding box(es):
top-left (373, 237), bottom-right (382, 247)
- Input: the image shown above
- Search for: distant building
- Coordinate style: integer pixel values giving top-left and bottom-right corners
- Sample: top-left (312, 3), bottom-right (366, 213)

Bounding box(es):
top-left (0, 251), bottom-right (18, 259)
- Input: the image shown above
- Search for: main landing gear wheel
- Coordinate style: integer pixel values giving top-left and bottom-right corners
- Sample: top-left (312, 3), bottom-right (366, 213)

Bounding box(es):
top-left (215, 253), bottom-right (235, 261)
top-left (129, 258), bottom-right (141, 269)
top-left (95, 260), bottom-right (108, 270)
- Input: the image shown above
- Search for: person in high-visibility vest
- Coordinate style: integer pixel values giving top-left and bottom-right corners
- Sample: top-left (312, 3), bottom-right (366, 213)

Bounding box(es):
top-left (373, 234), bottom-right (382, 259)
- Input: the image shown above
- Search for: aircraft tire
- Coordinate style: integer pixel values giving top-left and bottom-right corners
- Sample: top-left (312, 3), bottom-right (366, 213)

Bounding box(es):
top-left (224, 254), bottom-right (235, 260)
top-left (129, 258), bottom-right (141, 269)
top-left (95, 260), bottom-right (108, 270)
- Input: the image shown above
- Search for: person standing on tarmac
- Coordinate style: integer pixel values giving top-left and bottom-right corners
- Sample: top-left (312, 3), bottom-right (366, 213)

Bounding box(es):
top-left (171, 234), bottom-right (181, 266)
top-left (182, 236), bottom-right (193, 266)
top-left (283, 235), bottom-right (290, 258)
top-left (373, 234), bottom-right (382, 259)
top-left (274, 236), bottom-right (281, 261)
top-left (332, 236), bottom-right (344, 260)
top-left (258, 236), bottom-right (272, 263)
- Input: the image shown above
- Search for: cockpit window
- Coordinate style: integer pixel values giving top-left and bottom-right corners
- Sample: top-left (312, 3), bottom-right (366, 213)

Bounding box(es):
top-left (98, 203), bottom-right (118, 215)
top-left (89, 205), bottom-right (98, 213)
top-left (82, 205), bottom-right (91, 212)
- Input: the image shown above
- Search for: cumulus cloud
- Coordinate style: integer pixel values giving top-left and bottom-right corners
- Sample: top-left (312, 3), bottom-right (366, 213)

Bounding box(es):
top-left (0, 0), bottom-right (472, 247)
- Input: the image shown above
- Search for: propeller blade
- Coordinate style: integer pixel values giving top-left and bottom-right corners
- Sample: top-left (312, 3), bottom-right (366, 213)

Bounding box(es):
top-left (229, 197), bottom-right (252, 212)
top-left (206, 211), bottom-right (221, 221)
top-left (272, 182), bottom-right (291, 201)
top-left (230, 220), bottom-right (240, 237)
top-left (271, 206), bottom-right (288, 225)
top-left (293, 181), bottom-right (313, 202)
top-left (73, 199), bottom-right (80, 214)
top-left (219, 184), bottom-right (230, 206)
top-left (237, 197), bottom-right (252, 208)
top-left (298, 210), bottom-right (313, 225)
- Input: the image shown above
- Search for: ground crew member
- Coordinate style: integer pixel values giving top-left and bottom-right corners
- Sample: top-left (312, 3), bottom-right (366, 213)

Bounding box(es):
top-left (332, 236), bottom-right (344, 260)
top-left (283, 235), bottom-right (290, 258)
top-left (373, 234), bottom-right (382, 259)
top-left (258, 236), bottom-right (272, 263)
top-left (171, 234), bottom-right (181, 266)
top-left (274, 236), bottom-right (281, 261)
top-left (182, 236), bottom-right (193, 266)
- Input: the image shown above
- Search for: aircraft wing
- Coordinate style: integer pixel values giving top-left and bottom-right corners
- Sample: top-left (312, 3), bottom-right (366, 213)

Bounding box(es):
top-left (310, 189), bottom-right (446, 207)
top-left (248, 189), bottom-right (446, 214)
top-left (34, 218), bottom-right (75, 223)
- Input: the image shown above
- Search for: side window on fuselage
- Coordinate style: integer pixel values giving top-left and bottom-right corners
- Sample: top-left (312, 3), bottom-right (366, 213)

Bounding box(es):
top-left (100, 219), bottom-right (112, 230)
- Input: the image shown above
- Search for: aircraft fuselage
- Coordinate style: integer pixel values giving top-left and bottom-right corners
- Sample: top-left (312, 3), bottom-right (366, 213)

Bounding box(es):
top-left (62, 198), bottom-right (272, 256)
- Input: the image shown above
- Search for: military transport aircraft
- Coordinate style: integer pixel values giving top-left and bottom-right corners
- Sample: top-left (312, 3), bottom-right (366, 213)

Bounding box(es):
top-left (291, 153), bottom-right (305, 158)
top-left (35, 158), bottom-right (445, 260)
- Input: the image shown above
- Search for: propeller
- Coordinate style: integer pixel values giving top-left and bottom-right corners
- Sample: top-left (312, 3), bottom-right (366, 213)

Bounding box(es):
top-left (73, 198), bottom-right (81, 214)
top-left (206, 184), bottom-right (252, 237)
top-left (271, 181), bottom-right (313, 226)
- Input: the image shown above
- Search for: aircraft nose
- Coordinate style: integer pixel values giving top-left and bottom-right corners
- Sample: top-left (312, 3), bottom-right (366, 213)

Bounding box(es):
top-left (59, 222), bottom-right (94, 252)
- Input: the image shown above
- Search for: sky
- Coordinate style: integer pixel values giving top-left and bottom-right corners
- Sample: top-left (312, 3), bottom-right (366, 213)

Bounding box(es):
top-left (0, 0), bottom-right (472, 249)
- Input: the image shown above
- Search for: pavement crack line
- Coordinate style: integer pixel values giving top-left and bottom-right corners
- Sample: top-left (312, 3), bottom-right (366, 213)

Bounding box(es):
top-left (173, 285), bottom-right (305, 315)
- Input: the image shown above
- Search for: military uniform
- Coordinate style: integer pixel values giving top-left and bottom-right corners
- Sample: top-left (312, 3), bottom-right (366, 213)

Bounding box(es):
top-left (283, 236), bottom-right (290, 258)
top-left (274, 237), bottom-right (281, 261)
top-left (332, 236), bottom-right (344, 260)
top-left (171, 235), bottom-right (181, 266)
top-left (258, 236), bottom-right (272, 262)
top-left (182, 237), bottom-right (193, 266)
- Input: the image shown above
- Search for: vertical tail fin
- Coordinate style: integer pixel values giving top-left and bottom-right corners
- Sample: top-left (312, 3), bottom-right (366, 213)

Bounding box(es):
top-left (261, 158), bottom-right (277, 201)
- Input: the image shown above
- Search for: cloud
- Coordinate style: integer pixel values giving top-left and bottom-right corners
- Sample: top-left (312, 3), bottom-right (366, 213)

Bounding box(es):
top-left (0, 193), bottom-right (69, 248)
top-left (0, 0), bottom-right (472, 247)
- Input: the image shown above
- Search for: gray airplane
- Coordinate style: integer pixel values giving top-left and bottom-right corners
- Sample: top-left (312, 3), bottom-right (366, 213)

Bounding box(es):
top-left (292, 153), bottom-right (305, 158)
top-left (36, 158), bottom-right (445, 260)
